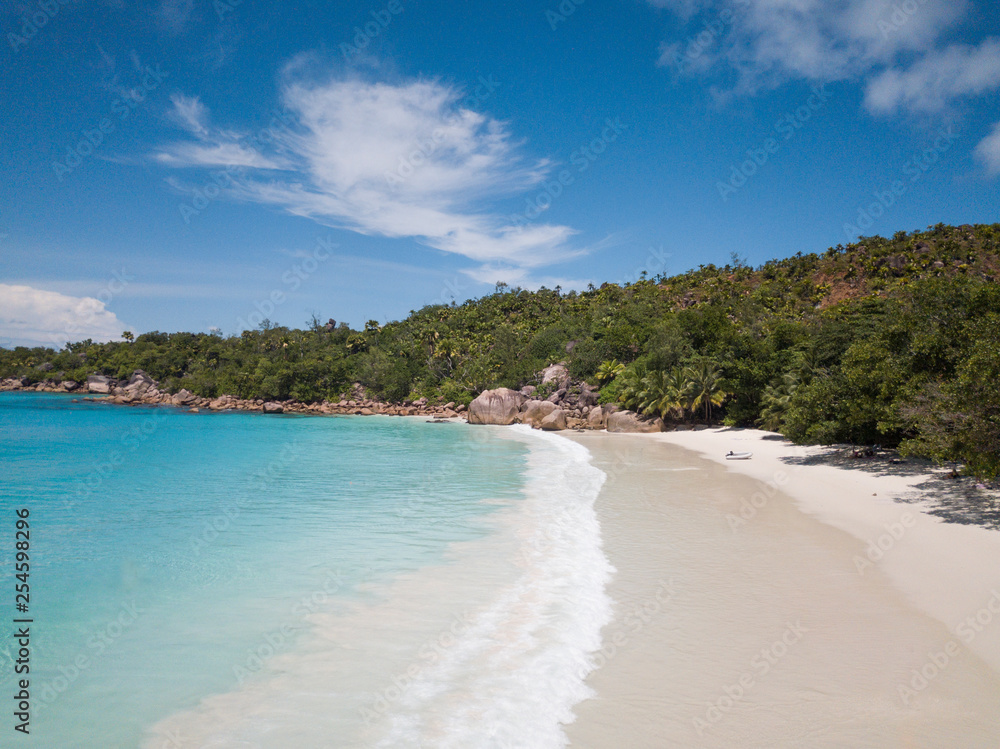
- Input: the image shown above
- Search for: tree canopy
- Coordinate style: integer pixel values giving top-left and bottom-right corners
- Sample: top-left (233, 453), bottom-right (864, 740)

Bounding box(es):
top-left (4, 223), bottom-right (999, 477)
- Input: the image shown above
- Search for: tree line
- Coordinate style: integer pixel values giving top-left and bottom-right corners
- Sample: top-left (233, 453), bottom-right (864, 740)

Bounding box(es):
top-left (2, 223), bottom-right (998, 477)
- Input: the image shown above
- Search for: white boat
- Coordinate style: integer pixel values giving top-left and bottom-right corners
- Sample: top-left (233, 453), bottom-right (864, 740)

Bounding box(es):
top-left (725, 451), bottom-right (753, 460)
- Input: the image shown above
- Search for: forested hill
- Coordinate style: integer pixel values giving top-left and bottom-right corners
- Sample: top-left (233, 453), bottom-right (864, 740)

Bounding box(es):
top-left (4, 222), bottom-right (999, 476)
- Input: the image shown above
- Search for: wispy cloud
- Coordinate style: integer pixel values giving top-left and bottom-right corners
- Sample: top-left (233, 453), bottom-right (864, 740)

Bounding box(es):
top-left (157, 141), bottom-right (289, 169)
top-left (651, 0), bottom-right (1000, 117)
top-left (157, 93), bottom-right (291, 169)
top-left (169, 93), bottom-right (210, 135)
top-left (975, 121), bottom-right (1000, 175)
top-left (0, 284), bottom-right (129, 349)
top-left (154, 73), bottom-right (584, 281)
top-left (864, 39), bottom-right (1000, 114)
top-left (728, 0), bottom-right (966, 84)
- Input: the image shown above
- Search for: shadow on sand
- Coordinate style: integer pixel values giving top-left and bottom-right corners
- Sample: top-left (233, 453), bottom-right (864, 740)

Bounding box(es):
top-left (682, 426), bottom-right (1000, 530)
top-left (779, 444), bottom-right (1000, 531)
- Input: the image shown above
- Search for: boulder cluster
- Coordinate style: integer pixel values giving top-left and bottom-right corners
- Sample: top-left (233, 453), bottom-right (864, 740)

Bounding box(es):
top-left (2, 375), bottom-right (88, 394)
top-left (2, 362), bottom-right (661, 432)
top-left (466, 363), bottom-right (664, 433)
top-left (467, 387), bottom-right (663, 433)
top-left (0, 371), bottom-right (463, 419)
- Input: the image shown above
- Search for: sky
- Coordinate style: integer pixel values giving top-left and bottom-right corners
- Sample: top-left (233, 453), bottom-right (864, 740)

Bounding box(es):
top-left (1, 0), bottom-right (998, 348)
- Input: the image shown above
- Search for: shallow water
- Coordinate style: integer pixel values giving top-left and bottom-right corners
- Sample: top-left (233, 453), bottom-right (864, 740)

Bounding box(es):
top-left (0, 394), bottom-right (610, 748)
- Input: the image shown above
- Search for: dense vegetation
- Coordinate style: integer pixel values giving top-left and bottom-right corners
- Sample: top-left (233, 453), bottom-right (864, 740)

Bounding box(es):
top-left (3, 223), bottom-right (999, 477)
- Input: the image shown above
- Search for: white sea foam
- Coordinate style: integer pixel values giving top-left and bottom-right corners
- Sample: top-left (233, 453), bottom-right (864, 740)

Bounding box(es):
top-left (373, 427), bottom-right (614, 748)
top-left (143, 426), bottom-right (614, 749)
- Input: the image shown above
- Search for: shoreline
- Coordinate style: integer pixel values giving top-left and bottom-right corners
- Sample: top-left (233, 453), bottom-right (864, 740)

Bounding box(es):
top-left (0, 378), bottom-right (467, 419)
top-left (7, 390), bottom-right (1000, 744)
top-left (649, 426), bottom-right (1000, 673)
top-left (141, 424), bottom-right (612, 748)
top-left (562, 428), bottom-right (1000, 747)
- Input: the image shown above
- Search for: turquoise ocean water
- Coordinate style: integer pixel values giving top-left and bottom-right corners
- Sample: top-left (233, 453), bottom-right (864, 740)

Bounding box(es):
top-left (0, 393), bottom-right (611, 748)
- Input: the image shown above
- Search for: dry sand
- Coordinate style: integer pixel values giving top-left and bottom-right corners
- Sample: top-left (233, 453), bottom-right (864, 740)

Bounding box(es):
top-left (563, 428), bottom-right (1000, 748)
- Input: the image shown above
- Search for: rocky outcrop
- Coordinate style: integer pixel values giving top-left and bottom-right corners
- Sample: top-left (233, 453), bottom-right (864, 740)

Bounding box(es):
top-left (171, 389), bottom-right (196, 406)
top-left (86, 375), bottom-right (113, 394)
top-left (263, 402), bottom-right (284, 414)
top-left (1, 371), bottom-right (475, 420)
top-left (539, 363), bottom-right (570, 388)
top-left (546, 388), bottom-right (567, 404)
top-left (467, 388), bottom-right (526, 425)
top-left (522, 400), bottom-right (557, 427)
top-left (460, 371), bottom-right (615, 431)
top-left (606, 410), bottom-right (664, 433)
top-left (539, 409), bottom-right (568, 431)
top-left (578, 383), bottom-right (599, 408)
top-left (125, 376), bottom-right (153, 398)
top-left (128, 370), bottom-right (154, 387)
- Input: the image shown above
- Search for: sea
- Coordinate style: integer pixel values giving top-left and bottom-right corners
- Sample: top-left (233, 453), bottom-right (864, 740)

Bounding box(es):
top-left (0, 392), bottom-right (613, 748)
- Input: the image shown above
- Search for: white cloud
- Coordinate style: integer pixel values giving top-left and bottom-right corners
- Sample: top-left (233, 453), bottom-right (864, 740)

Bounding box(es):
top-left (0, 284), bottom-right (129, 349)
top-left (159, 94), bottom-right (292, 169)
top-left (156, 141), bottom-right (288, 169)
top-left (651, 0), bottom-right (1000, 116)
top-left (168, 93), bottom-right (210, 136)
top-left (155, 75), bottom-right (583, 280)
top-left (864, 38), bottom-right (1000, 114)
top-left (975, 121), bottom-right (1000, 175)
top-left (657, 0), bottom-right (965, 83)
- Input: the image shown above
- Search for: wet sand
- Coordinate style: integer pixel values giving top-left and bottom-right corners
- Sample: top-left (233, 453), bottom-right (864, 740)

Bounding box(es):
top-left (563, 429), bottom-right (1000, 748)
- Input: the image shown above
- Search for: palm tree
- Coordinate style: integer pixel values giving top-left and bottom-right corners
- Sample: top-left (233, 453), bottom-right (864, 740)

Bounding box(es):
top-left (664, 367), bottom-right (695, 419)
top-left (685, 360), bottom-right (728, 421)
top-left (595, 359), bottom-right (625, 385)
top-left (654, 368), bottom-right (696, 420)
top-left (623, 367), bottom-right (693, 421)
top-left (757, 351), bottom-right (828, 431)
top-left (617, 364), bottom-right (647, 411)
top-left (758, 372), bottom-right (800, 431)
top-left (638, 370), bottom-right (669, 418)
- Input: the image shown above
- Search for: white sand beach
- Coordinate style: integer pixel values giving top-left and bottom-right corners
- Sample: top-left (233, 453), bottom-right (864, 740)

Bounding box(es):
top-left (563, 428), bottom-right (1000, 748)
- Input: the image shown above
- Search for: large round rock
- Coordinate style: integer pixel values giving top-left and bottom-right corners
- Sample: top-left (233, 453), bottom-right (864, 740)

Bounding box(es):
top-left (522, 400), bottom-right (557, 427)
top-left (467, 388), bottom-right (526, 425)
top-left (606, 410), bottom-right (665, 433)
top-left (539, 409), bottom-right (568, 431)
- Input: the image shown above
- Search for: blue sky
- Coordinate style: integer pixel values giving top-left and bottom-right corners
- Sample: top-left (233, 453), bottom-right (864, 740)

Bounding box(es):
top-left (1, 0), bottom-right (998, 348)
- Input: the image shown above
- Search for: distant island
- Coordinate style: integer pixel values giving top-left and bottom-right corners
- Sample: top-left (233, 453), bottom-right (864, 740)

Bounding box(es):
top-left (2, 223), bottom-right (998, 478)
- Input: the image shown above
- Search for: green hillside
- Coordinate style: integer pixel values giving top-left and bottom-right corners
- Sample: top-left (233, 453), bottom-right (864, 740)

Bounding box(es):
top-left (4, 222), bottom-right (999, 476)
